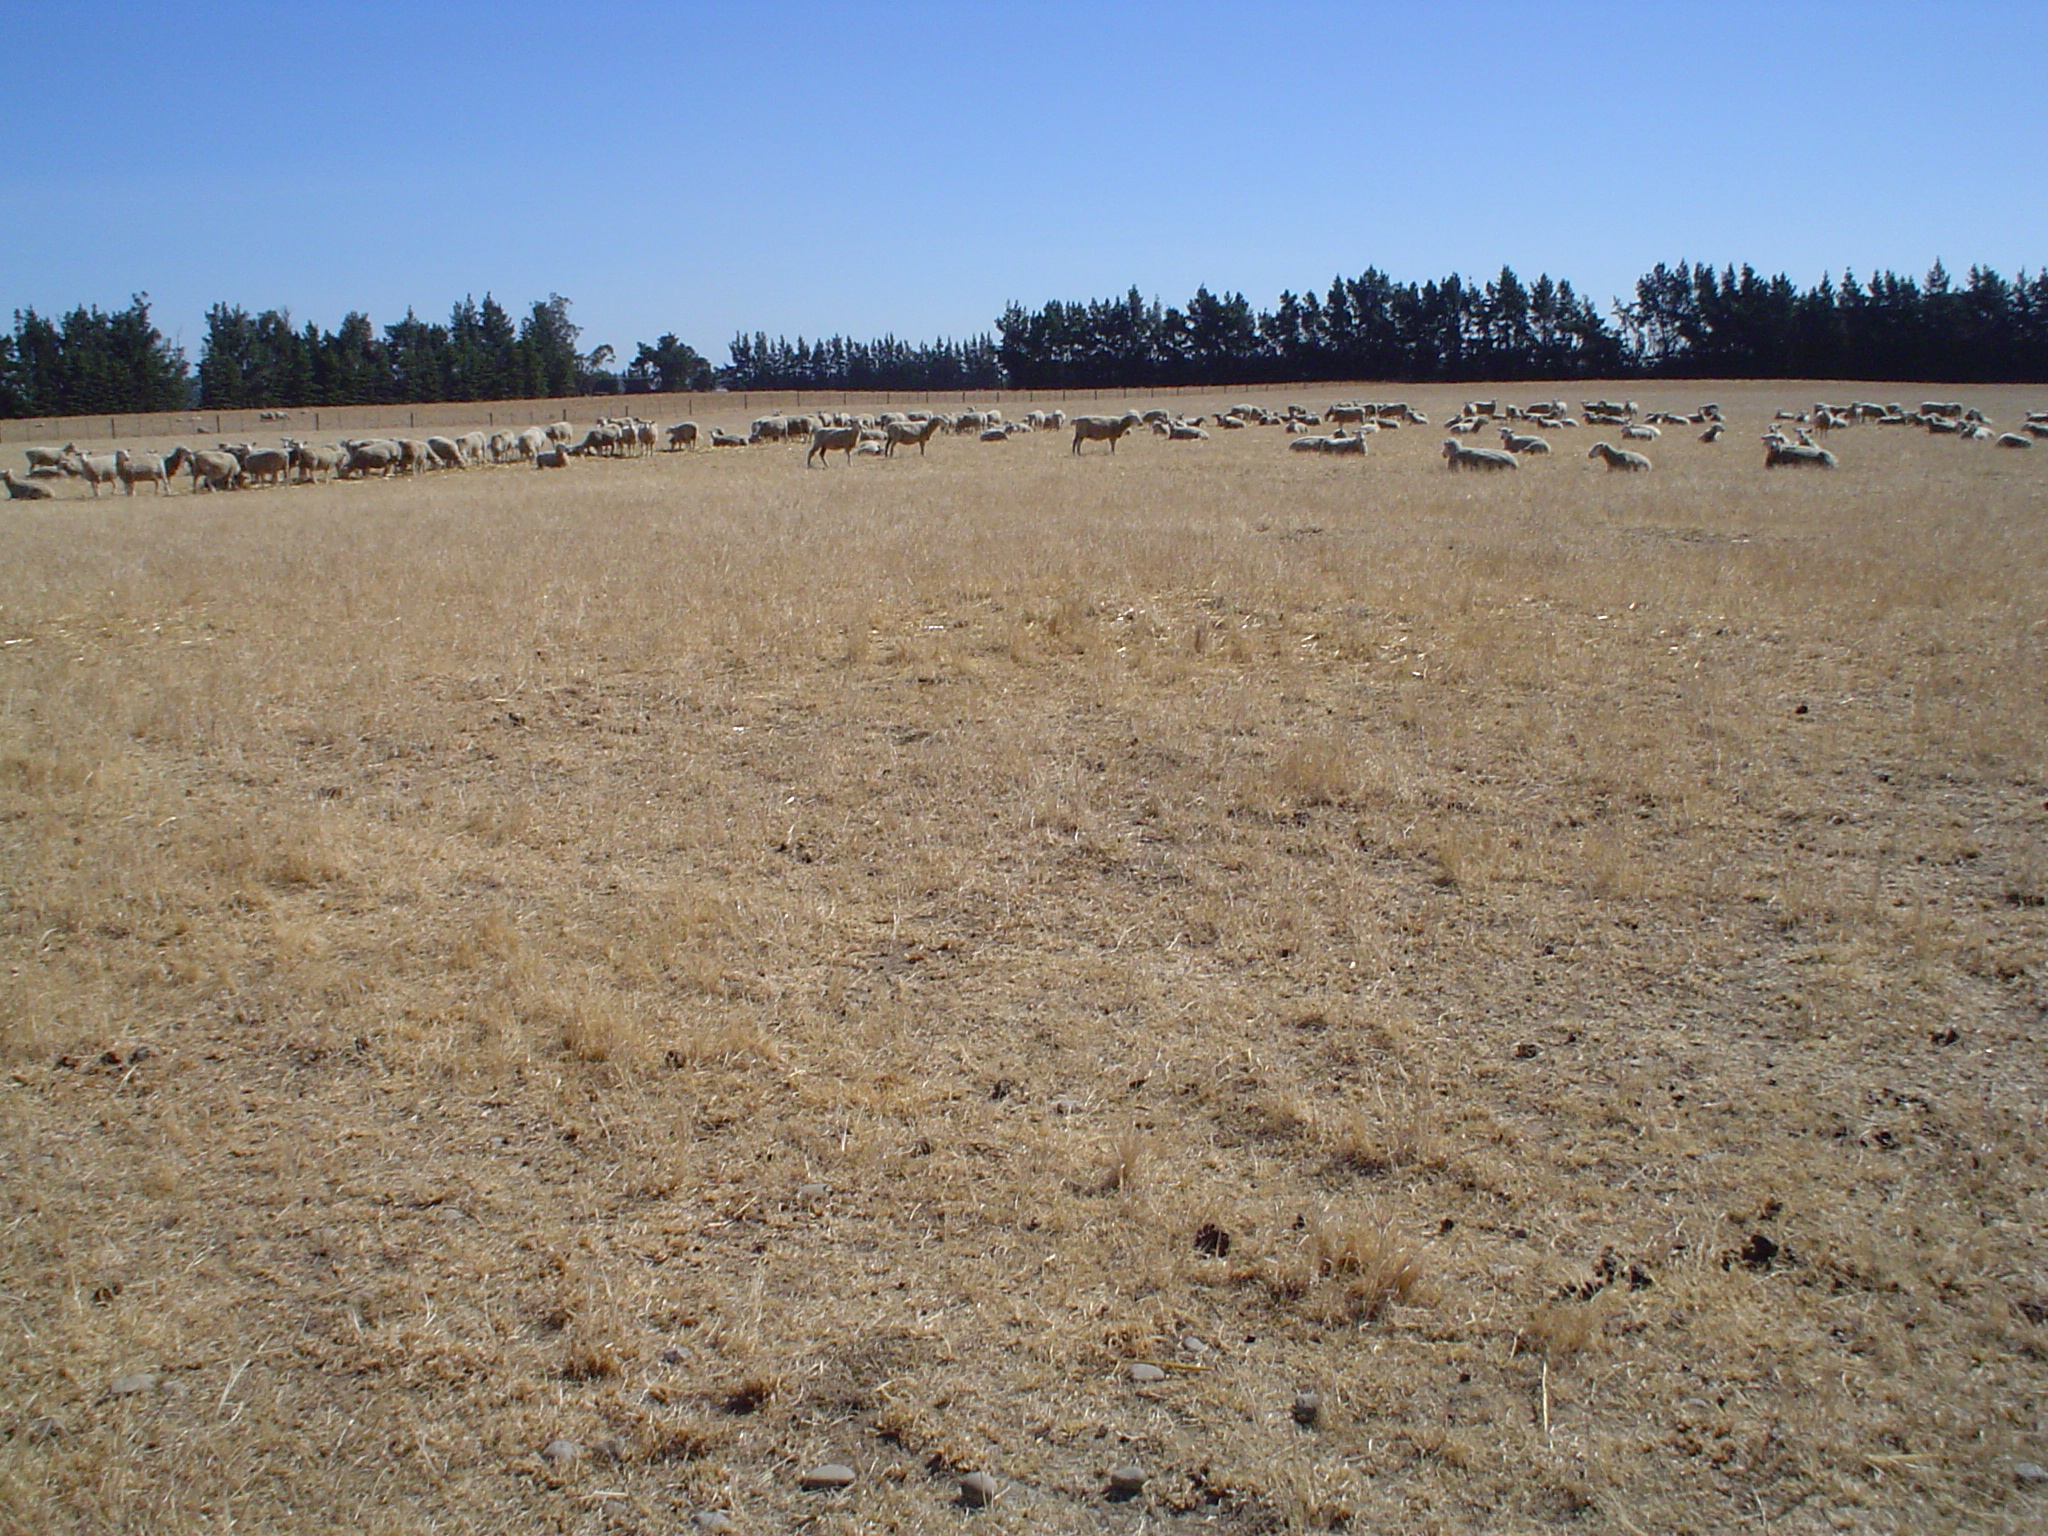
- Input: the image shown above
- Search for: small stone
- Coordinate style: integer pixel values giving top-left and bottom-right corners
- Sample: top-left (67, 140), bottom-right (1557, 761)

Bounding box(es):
top-left (801, 1462), bottom-right (856, 1491)
top-left (22, 1417), bottom-right (62, 1442)
top-left (2017, 1461), bottom-right (2048, 1484)
top-left (691, 1513), bottom-right (736, 1532)
top-left (1180, 1335), bottom-right (1208, 1357)
top-left (541, 1438), bottom-right (583, 1466)
top-left (796, 1183), bottom-right (830, 1207)
top-left (108, 1371), bottom-right (160, 1397)
top-left (958, 1471), bottom-right (999, 1508)
top-left (661, 1346), bottom-right (688, 1365)
top-left (1292, 1390), bottom-right (1322, 1427)
top-left (1106, 1463), bottom-right (1148, 1499)
top-left (1050, 1096), bottom-right (1084, 1116)
top-left (595, 1436), bottom-right (628, 1463)
top-left (1128, 1363), bottom-right (1167, 1383)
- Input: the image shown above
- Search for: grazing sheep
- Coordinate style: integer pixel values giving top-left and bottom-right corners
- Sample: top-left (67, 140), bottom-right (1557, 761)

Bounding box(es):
top-left (1764, 442), bottom-right (1838, 469)
top-left (228, 444), bottom-right (291, 487)
top-left (1498, 428), bottom-right (1550, 455)
top-left (665, 422), bottom-right (700, 451)
top-left (1588, 442), bottom-right (1652, 472)
top-left (2, 468), bottom-right (54, 500)
top-left (544, 421), bottom-right (573, 444)
top-left (1442, 439), bottom-right (1517, 471)
top-left (1995, 433), bottom-right (2032, 449)
top-left (807, 424), bottom-right (861, 467)
top-left (179, 446), bottom-right (244, 490)
top-left (1620, 423), bottom-right (1659, 441)
top-left (1070, 413), bottom-right (1143, 455)
top-left (749, 416), bottom-right (790, 445)
top-left (426, 436), bottom-right (465, 470)
top-left (114, 448), bottom-right (174, 494)
top-left (286, 441), bottom-right (340, 483)
top-left (339, 441), bottom-right (400, 479)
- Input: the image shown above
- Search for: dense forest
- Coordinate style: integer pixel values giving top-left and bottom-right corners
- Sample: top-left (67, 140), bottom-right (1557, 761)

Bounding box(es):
top-left (4, 262), bottom-right (2046, 419)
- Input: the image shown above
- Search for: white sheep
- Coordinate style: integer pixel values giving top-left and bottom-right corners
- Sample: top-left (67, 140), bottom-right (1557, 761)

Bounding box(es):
top-left (1995, 433), bottom-right (2032, 449)
top-left (114, 448), bottom-right (174, 494)
top-left (67, 450), bottom-right (122, 496)
top-left (1070, 413), bottom-right (1143, 455)
top-left (1498, 428), bottom-right (1550, 455)
top-left (1442, 439), bottom-right (1517, 471)
top-left (1620, 423), bottom-right (1659, 441)
top-left (880, 415), bottom-right (942, 456)
top-left (806, 424), bottom-right (861, 466)
top-left (1588, 442), bottom-right (1652, 472)
top-left (666, 422), bottom-right (700, 451)
top-left (2, 468), bottom-right (54, 499)
top-left (1764, 442), bottom-right (1837, 469)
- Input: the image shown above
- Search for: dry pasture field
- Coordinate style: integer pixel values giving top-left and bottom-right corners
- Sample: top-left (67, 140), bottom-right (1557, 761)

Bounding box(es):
top-left (3, 381), bottom-right (2047, 1534)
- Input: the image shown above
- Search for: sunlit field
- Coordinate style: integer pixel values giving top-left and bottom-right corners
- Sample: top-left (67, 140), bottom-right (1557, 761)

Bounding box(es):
top-left (3, 381), bottom-right (2045, 1534)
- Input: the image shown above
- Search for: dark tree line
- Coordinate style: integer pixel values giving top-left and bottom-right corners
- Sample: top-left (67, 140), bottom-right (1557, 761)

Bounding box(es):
top-left (194, 294), bottom-right (590, 409)
top-left (1618, 261), bottom-right (2048, 383)
top-left (997, 273), bottom-right (1621, 388)
top-left (724, 331), bottom-right (1002, 392)
top-left (8, 262), bottom-right (2048, 420)
top-left (0, 296), bottom-right (188, 418)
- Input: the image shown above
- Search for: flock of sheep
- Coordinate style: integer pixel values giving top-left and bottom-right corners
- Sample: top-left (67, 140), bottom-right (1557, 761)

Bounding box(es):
top-left (5, 396), bottom-right (2044, 502)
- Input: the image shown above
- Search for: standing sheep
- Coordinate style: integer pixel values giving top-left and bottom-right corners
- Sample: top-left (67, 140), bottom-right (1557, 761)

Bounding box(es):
top-left (1070, 413), bottom-right (1144, 454)
top-left (806, 424), bottom-right (861, 467)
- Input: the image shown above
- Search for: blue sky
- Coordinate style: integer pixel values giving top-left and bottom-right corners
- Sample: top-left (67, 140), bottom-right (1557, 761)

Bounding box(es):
top-left (4, 0), bottom-right (2040, 364)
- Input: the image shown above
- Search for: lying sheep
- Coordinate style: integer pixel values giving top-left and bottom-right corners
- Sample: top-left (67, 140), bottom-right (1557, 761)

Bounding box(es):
top-left (1443, 439), bottom-right (1517, 471)
top-left (1588, 442), bottom-right (1652, 472)
top-left (1699, 422), bottom-right (1726, 443)
top-left (1620, 423), bottom-right (1659, 441)
top-left (1764, 442), bottom-right (1838, 469)
top-left (2, 468), bottom-right (54, 500)
top-left (710, 430), bottom-right (747, 448)
top-left (1166, 422), bottom-right (1210, 441)
top-left (534, 446), bottom-right (570, 469)
top-left (1995, 433), bottom-right (2032, 449)
top-left (1498, 428), bottom-right (1550, 455)
top-left (2026, 422), bottom-right (2048, 439)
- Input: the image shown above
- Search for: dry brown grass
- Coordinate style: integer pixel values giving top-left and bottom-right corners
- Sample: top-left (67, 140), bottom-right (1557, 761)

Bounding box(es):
top-left (3, 380), bottom-right (2046, 1532)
